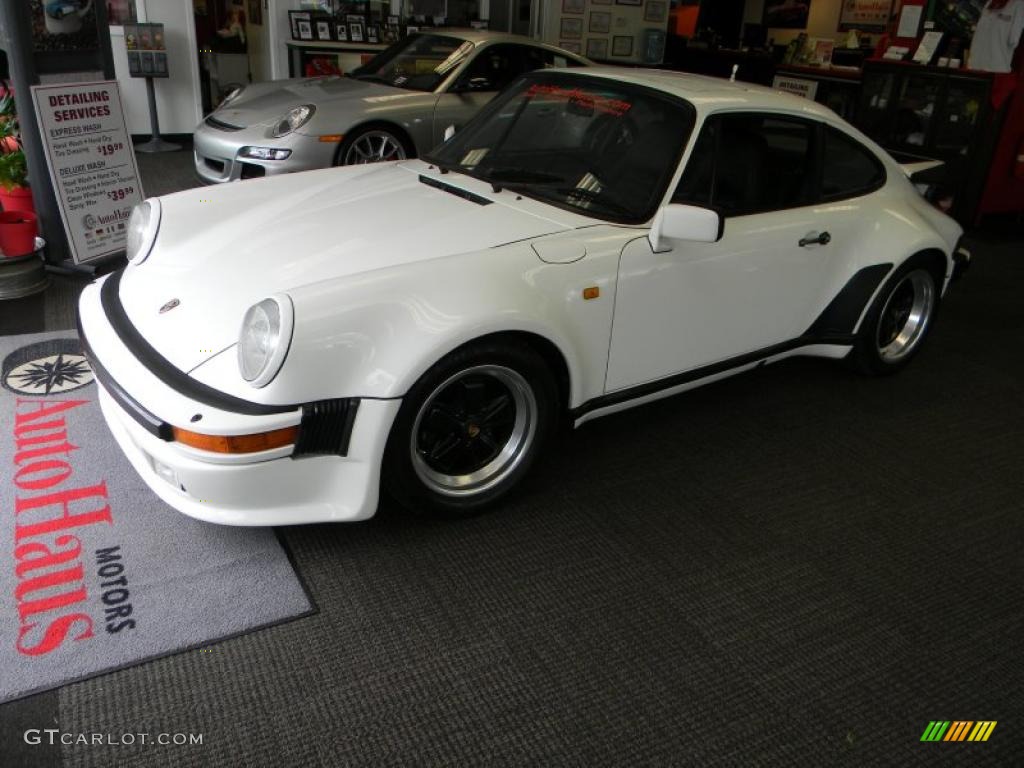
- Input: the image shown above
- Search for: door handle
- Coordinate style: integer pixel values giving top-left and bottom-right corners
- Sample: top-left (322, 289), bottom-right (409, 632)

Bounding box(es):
top-left (799, 231), bottom-right (831, 247)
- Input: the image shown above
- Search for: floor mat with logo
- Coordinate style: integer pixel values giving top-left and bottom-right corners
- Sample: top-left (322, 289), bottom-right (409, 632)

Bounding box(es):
top-left (0, 332), bottom-right (313, 704)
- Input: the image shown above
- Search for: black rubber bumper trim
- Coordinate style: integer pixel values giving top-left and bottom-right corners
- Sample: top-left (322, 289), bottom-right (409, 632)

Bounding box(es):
top-left (78, 315), bottom-right (174, 441)
top-left (100, 269), bottom-right (293, 416)
top-left (952, 238), bottom-right (971, 280)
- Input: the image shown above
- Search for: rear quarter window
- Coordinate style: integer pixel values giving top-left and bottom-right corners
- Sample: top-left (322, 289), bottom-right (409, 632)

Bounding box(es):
top-left (821, 125), bottom-right (886, 201)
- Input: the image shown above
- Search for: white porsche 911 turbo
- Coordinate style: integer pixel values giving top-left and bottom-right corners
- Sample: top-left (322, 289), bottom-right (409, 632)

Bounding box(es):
top-left (78, 67), bottom-right (970, 525)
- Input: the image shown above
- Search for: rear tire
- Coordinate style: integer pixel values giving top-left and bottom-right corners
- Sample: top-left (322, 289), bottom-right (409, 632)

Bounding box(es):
top-left (852, 256), bottom-right (941, 375)
top-left (383, 341), bottom-right (558, 518)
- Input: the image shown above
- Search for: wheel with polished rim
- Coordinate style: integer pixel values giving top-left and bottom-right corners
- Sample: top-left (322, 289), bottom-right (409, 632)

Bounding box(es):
top-left (337, 127), bottom-right (409, 166)
top-left (384, 341), bottom-right (557, 517)
top-left (853, 257), bottom-right (941, 375)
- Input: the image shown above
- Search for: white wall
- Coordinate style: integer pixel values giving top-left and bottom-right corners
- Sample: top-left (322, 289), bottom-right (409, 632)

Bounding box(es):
top-left (111, 0), bottom-right (203, 135)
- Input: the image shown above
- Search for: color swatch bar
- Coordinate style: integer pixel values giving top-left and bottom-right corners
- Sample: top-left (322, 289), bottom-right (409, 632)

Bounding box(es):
top-left (920, 721), bottom-right (996, 742)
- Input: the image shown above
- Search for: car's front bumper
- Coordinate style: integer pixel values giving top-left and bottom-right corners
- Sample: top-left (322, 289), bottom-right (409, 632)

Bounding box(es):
top-left (193, 118), bottom-right (339, 183)
top-left (78, 275), bottom-right (400, 525)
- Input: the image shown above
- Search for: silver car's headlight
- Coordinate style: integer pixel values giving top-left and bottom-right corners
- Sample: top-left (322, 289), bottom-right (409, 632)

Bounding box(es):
top-left (238, 295), bottom-right (293, 388)
top-left (126, 199), bottom-right (161, 264)
top-left (271, 105), bottom-right (315, 138)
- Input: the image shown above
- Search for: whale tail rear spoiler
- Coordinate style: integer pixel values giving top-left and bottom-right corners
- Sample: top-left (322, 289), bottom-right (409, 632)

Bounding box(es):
top-left (900, 158), bottom-right (946, 184)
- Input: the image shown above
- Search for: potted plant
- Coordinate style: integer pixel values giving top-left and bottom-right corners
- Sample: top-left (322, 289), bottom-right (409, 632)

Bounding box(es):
top-left (0, 90), bottom-right (36, 215)
top-left (0, 89), bottom-right (39, 256)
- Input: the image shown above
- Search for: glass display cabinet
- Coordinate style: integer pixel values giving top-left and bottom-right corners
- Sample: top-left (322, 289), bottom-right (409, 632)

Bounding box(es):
top-left (856, 60), bottom-right (1000, 224)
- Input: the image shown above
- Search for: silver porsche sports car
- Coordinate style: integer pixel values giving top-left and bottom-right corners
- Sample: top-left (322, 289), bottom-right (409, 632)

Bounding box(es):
top-left (193, 29), bottom-right (589, 183)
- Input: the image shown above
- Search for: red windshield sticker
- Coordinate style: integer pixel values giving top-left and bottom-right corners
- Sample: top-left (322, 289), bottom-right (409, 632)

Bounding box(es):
top-left (527, 84), bottom-right (632, 117)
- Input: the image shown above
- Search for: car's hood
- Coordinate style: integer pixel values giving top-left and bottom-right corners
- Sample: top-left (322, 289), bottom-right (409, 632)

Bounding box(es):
top-left (118, 161), bottom-right (585, 373)
top-left (212, 76), bottom-right (419, 128)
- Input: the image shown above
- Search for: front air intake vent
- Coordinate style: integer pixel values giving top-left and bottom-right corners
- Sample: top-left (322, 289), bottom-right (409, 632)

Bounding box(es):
top-left (293, 399), bottom-right (360, 457)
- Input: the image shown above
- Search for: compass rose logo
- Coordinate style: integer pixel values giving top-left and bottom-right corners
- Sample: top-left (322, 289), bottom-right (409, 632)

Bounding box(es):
top-left (2, 338), bottom-right (95, 396)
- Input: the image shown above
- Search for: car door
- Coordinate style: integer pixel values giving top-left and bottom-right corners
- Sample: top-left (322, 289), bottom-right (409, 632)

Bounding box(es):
top-left (431, 44), bottom-right (567, 146)
top-left (605, 112), bottom-right (846, 392)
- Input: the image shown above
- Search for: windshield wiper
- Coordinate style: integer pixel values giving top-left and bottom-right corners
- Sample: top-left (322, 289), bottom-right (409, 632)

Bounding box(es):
top-left (560, 187), bottom-right (634, 217)
top-left (479, 168), bottom-right (567, 185)
top-left (351, 73), bottom-right (392, 85)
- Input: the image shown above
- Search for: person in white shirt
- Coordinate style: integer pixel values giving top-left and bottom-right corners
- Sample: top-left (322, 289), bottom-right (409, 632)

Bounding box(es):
top-left (970, 0), bottom-right (1024, 72)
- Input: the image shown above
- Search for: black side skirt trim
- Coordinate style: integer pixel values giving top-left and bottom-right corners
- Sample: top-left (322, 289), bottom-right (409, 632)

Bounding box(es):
top-left (571, 334), bottom-right (855, 419)
top-left (100, 269), bottom-right (293, 416)
top-left (804, 264), bottom-right (892, 338)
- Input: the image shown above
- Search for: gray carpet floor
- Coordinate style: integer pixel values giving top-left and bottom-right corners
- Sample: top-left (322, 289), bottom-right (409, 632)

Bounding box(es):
top-left (1, 147), bottom-right (1022, 766)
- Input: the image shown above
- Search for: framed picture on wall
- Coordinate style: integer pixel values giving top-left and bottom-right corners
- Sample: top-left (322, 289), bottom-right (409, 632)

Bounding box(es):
top-left (297, 19), bottom-right (314, 40)
top-left (612, 35), bottom-right (633, 56)
top-left (316, 20), bottom-right (333, 41)
top-left (644, 1), bottom-right (667, 23)
top-left (560, 40), bottom-right (582, 54)
top-left (335, 23), bottom-right (348, 41)
top-left (763, 0), bottom-right (812, 30)
top-left (367, 24), bottom-right (379, 43)
top-left (589, 12), bottom-right (611, 33)
top-left (562, 0), bottom-right (586, 14)
top-left (289, 11), bottom-right (312, 40)
top-left (586, 37), bottom-right (609, 59)
top-left (560, 17), bottom-right (583, 39)
top-left (349, 21), bottom-right (365, 42)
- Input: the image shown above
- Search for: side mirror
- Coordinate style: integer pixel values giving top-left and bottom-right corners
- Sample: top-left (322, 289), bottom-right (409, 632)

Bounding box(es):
top-left (443, 124), bottom-right (456, 142)
top-left (648, 204), bottom-right (722, 252)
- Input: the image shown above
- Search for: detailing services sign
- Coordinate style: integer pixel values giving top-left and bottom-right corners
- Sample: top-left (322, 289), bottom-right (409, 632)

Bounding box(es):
top-left (30, 81), bottom-right (144, 265)
top-left (772, 75), bottom-right (819, 101)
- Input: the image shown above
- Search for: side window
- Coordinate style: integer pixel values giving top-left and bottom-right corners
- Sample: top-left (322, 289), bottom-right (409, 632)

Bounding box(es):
top-left (674, 113), bottom-right (818, 218)
top-left (459, 45), bottom-right (528, 92)
top-left (522, 47), bottom-right (586, 70)
top-left (821, 126), bottom-right (886, 201)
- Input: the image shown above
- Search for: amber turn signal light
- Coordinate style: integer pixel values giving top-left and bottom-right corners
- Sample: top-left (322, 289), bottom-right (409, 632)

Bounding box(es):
top-left (318, 134), bottom-right (344, 143)
top-left (172, 425), bottom-right (299, 454)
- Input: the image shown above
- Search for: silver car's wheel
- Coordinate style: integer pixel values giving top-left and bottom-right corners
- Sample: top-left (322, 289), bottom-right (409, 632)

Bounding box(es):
top-left (410, 365), bottom-right (538, 498)
top-left (875, 269), bottom-right (935, 363)
top-left (341, 129), bottom-right (408, 165)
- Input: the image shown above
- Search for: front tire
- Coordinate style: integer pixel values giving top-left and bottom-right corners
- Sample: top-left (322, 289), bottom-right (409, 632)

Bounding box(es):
top-left (336, 126), bottom-right (410, 166)
top-left (383, 341), bottom-right (558, 518)
top-left (852, 257), bottom-right (941, 375)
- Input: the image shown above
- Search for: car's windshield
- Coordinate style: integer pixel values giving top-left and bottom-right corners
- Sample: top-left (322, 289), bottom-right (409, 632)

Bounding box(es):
top-left (427, 74), bottom-right (696, 223)
top-left (350, 34), bottom-right (473, 92)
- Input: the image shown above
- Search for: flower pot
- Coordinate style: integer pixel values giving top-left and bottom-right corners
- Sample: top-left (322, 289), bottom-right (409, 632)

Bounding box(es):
top-left (0, 185), bottom-right (35, 214)
top-left (0, 210), bottom-right (39, 257)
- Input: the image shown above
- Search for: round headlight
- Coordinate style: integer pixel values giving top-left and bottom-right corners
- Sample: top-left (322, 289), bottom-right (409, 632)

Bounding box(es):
top-left (238, 296), bottom-right (294, 388)
top-left (271, 105), bottom-right (316, 138)
top-left (126, 198), bottom-right (161, 265)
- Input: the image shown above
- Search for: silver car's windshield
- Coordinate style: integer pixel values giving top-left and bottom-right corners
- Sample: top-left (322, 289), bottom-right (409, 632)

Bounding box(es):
top-left (351, 34), bottom-right (473, 92)
top-left (428, 74), bottom-right (696, 224)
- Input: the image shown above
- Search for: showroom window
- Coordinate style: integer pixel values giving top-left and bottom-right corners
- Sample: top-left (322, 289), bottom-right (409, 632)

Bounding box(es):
top-left (673, 113), bottom-right (818, 218)
top-left (820, 125), bottom-right (886, 202)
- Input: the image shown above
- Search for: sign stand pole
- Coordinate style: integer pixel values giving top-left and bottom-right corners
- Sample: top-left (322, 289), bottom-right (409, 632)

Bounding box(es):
top-left (136, 76), bottom-right (180, 154)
